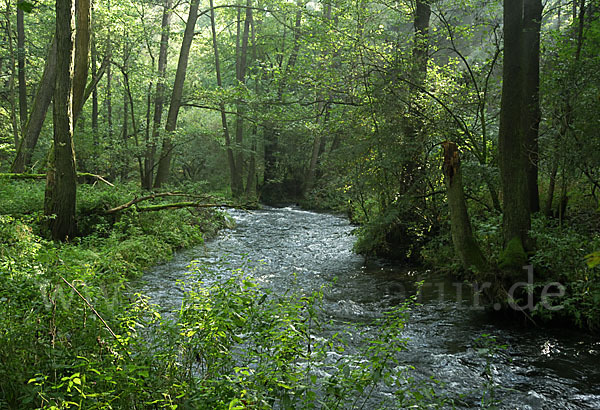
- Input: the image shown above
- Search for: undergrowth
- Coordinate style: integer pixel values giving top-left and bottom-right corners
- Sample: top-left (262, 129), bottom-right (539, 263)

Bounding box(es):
top-left (0, 181), bottom-right (456, 408)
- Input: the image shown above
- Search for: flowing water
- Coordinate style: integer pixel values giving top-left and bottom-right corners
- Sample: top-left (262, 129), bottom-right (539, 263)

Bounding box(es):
top-left (137, 206), bottom-right (600, 409)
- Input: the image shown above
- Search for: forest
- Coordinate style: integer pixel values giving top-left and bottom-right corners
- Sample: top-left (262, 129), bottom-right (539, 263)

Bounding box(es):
top-left (1, 0), bottom-right (599, 407)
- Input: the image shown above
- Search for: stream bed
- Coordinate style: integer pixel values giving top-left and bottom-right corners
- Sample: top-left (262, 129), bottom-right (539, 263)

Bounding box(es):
top-left (136, 206), bottom-right (600, 409)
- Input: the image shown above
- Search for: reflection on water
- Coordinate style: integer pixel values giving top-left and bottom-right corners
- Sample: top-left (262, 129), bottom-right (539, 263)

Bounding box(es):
top-left (136, 206), bottom-right (600, 409)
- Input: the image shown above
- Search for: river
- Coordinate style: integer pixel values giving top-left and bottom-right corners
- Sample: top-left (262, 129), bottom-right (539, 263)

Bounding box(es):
top-left (136, 206), bottom-right (600, 409)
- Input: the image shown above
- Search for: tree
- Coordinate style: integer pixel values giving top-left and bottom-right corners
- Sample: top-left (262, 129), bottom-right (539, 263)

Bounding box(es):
top-left (17, 2), bottom-right (27, 131)
top-left (209, 0), bottom-right (237, 195)
top-left (154, 0), bottom-right (200, 188)
top-left (45, 0), bottom-right (77, 241)
top-left (11, 37), bottom-right (57, 173)
top-left (442, 141), bottom-right (487, 271)
top-left (498, 0), bottom-right (531, 267)
top-left (143, 0), bottom-right (172, 190)
top-left (232, 0), bottom-right (252, 197)
top-left (522, 0), bottom-right (542, 213)
top-left (73, 0), bottom-right (91, 122)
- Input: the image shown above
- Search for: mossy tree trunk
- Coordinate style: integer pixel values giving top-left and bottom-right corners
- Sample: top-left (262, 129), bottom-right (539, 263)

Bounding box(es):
top-left (442, 141), bottom-right (487, 272)
top-left (498, 0), bottom-right (531, 267)
top-left (44, 0), bottom-right (77, 241)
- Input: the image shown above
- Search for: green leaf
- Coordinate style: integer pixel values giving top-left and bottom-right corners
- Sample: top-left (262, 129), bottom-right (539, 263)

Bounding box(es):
top-left (585, 251), bottom-right (600, 268)
top-left (17, 1), bottom-right (35, 12)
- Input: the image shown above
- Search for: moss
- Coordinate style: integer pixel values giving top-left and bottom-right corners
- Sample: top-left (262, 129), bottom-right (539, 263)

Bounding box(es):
top-left (498, 236), bottom-right (528, 271)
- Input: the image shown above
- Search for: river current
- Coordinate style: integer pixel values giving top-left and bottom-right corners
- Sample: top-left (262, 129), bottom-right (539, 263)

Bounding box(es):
top-left (136, 206), bottom-right (600, 409)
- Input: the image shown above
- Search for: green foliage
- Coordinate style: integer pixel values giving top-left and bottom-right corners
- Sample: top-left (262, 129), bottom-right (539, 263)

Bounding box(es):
top-left (473, 334), bottom-right (508, 408)
top-left (353, 202), bottom-right (435, 263)
top-left (528, 216), bottom-right (600, 330)
top-left (585, 251), bottom-right (600, 269)
top-left (0, 180), bottom-right (46, 215)
top-left (174, 265), bottom-right (446, 409)
top-left (0, 216), bottom-right (449, 409)
top-left (0, 181), bottom-right (229, 407)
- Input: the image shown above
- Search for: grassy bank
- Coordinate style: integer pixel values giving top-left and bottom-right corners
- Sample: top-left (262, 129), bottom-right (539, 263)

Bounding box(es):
top-left (0, 181), bottom-right (231, 407)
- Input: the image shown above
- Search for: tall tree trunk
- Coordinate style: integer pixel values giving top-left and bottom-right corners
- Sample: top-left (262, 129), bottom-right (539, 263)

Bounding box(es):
top-left (4, 6), bottom-right (20, 149)
top-left (106, 44), bottom-right (113, 139)
top-left (231, 0), bottom-right (252, 197)
top-left (443, 141), bottom-right (487, 271)
top-left (154, 0), bottom-right (200, 188)
top-left (498, 0), bottom-right (530, 266)
top-left (412, 0), bottom-right (431, 83)
top-left (210, 0), bottom-right (237, 194)
top-left (45, 0), bottom-right (77, 241)
top-left (303, 1), bottom-right (332, 197)
top-left (106, 0), bottom-right (113, 168)
top-left (262, 0), bottom-right (303, 189)
top-left (522, 0), bottom-right (542, 213)
top-left (121, 70), bottom-right (129, 181)
top-left (17, 3), bottom-right (27, 131)
top-left (245, 9), bottom-right (259, 197)
top-left (144, 0), bottom-right (171, 190)
top-left (73, 0), bottom-right (91, 124)
top-left (11, 37), bottom-right (57, 173)
top-left (304, 127), bottom-right (322, 196)
top-left (91, 19), bottom-right (98, 158)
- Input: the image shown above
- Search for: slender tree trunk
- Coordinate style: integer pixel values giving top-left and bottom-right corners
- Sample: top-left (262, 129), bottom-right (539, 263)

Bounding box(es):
top-left (106, 0), bottom-right (113, 159)
top-left (121, 69), bottom-right (129, 181)
top-left (45, 0), bottom-right (77, 241)
top-left (498, 0), bottom-right (530, 265)
top-left (17, 4), bottom-right (27, 131)
top-left (106, 47), bottom-right (112, 138)
top-left (154, 0), bottom-right (200, 188)
top-left (245, 131), bottom-right (257, 197)
top-left (303, 1), bottom-right (332, 197)
top-left (73, 0), bottom-right (91, 124)
top-left (5, 7), bottom-right (20, 149)
top-left (522, 0), bottom-right (542, 213)
top-left (11, 38), bottom-right (57, 173)
top-left (262, 0), bottom-right (303, 189)
top-left (545, 152), bottom-right (559, 217)
top-left (231, 0), bottom-right (252, 197)
top-left (304, 128), bottom-right (322, 196)
top-left (245, 9), bottom-right (259, 197)
top-left (443, 141), bottom-right (487, 271)
top-left (210, 0), bottom-right (237, 193)
top-left (91, 20), bottom-right (98, 157)
top-left (145, 0), bottom-right (171, 190)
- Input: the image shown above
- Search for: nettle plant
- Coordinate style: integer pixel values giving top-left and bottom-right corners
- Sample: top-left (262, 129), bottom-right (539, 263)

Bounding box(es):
top-left (175, 263), bottom-right (443, 409)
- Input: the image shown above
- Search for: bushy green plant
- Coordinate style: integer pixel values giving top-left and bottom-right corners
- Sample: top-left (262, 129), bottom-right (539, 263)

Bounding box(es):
top-left (353, 204), bottom-right (432, 262)
top-left (174, 265), bottom-right (447, 409)
top-left (0, 180), bottom-right (45, 215)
